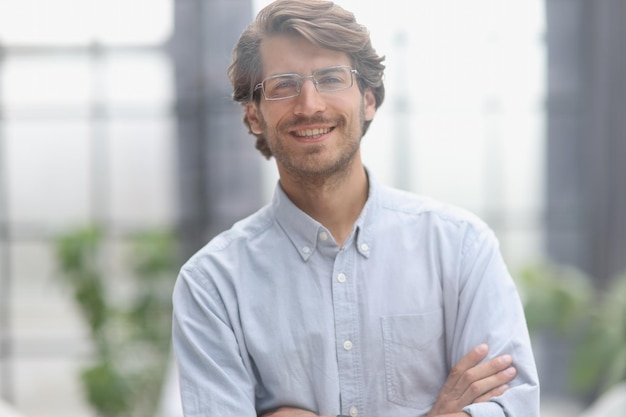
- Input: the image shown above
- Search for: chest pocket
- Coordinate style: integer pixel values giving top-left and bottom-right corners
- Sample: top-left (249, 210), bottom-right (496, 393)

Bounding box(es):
top-left (381, 310), bottom-right (447, 411)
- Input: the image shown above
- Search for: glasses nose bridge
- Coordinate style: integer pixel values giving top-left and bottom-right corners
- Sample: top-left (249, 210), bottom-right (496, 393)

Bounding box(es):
top-left (297, 74), bottom-right (320, 93)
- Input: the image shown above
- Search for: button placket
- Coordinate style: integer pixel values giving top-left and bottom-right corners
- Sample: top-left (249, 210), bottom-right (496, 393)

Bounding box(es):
top-left (331, 242), bottom-right (362, 417)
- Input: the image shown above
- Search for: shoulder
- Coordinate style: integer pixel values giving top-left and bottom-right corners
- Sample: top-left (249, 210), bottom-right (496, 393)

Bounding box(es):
top-left (379, 185), bottom-right (488, 229)
top-left (375, 185), bottom-right (495, 254)
top-left (181, 203), bottom-right (275, 274)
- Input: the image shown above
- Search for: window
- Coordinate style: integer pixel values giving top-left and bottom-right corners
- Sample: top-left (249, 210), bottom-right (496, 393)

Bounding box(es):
top-left (0, 1), bottom-right (175, 416)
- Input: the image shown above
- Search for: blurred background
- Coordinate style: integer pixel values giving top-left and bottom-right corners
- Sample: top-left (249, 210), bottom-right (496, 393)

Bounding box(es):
top-left (0, 0), bottom-right (624, 416)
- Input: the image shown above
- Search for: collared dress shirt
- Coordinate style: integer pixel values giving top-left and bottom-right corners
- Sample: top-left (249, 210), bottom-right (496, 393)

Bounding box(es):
top-left (172, 172), bottom-right (540, 417)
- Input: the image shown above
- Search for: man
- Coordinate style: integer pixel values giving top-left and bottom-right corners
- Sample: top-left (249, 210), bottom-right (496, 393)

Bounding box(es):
top-left (172, 1), bottom-right (540, 416)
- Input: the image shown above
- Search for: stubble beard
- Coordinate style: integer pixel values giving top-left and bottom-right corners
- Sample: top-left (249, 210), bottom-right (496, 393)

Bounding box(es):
top-left (261, 101), bottom-right (366, 185)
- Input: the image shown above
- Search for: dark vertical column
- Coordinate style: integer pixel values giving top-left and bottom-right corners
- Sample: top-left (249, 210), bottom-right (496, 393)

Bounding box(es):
top-left (545, 0), bottom-right (589, 275)
top-left (546, 0), bottom-right (626, 288)
top-left (583, 0), bottom-right (626, 287)
top-left (170, 0), bottom-right (261, 259)
top-left (544, 0), bottom-right (626, 401)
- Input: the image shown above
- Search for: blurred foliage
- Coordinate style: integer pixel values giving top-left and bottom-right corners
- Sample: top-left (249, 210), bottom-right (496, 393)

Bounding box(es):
top-left (517, 263), bottom-right (594, 334)
top-left (517, 263), bottom-right (626, 398)
top-left (56, 225), bottom-right (178, 417)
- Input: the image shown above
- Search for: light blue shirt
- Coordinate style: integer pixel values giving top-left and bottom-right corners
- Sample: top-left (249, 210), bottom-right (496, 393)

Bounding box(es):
top-left (172, 172), bottom-right (539, 417)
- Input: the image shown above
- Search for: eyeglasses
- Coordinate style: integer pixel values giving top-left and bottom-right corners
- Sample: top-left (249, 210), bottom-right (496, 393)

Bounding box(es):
top-left (254, 65), bottom-right (359, 101)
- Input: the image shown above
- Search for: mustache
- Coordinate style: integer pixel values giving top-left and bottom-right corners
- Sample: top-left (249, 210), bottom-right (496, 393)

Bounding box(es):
top-left (280, 115), bottom-right (344, 131)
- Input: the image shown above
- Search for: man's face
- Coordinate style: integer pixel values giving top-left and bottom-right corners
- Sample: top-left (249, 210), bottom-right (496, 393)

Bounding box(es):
top-left (246, 34), bottom-right (377, 180)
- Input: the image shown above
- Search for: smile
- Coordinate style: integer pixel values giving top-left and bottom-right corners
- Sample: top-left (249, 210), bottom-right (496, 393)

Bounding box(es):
top-left (293, 127), bottom-right (332, 138)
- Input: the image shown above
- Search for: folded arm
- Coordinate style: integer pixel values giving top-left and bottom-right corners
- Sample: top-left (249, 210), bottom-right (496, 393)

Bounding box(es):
top-left (260, 343), bottom-right (517, 417)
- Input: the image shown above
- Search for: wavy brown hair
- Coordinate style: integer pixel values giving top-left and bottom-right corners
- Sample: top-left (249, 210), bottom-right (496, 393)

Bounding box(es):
top-left (228, 0), bottom-right (386, 158)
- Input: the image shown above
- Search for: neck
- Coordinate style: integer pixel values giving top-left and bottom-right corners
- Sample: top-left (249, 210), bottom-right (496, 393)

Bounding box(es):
top-left (279, 162), bottom-right (369, 247)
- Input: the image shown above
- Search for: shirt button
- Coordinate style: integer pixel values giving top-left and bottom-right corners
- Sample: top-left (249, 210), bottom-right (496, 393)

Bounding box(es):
top-left (343, 340), bottom-right (353, 351)
top-left (360, 243), bottom-right (369, 251)
top-left (302, 246), bottom-right (311, 254)
top-left (337, 273), bottom-right (347, 283)
top-left (349, 406), bottom-right (358, 417)
top-left (319, 231), bottom-right (328, 241)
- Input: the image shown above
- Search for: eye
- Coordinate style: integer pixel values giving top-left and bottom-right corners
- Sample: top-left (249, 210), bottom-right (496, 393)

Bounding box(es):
top-left (267, 77), bottom-right (299, 92)
top-left (317, 73), bottom-right (345, 85)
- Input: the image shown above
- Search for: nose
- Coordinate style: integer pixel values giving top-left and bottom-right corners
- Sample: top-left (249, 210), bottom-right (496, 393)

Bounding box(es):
top-left (293, 78), bottom-right (326, 116)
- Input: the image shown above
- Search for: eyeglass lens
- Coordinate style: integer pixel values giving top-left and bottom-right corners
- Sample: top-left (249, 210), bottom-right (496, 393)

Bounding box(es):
top-left (262, 66), bottom-right (354, 100)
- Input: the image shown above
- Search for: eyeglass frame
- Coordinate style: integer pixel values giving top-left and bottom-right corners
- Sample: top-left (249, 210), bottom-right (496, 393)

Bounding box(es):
top-left (253, 65), bottom-right (360, 101)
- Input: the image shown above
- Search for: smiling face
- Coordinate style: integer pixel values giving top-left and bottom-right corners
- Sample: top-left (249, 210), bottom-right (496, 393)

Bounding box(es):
top-left (245, 34), bottom-right (377, 182)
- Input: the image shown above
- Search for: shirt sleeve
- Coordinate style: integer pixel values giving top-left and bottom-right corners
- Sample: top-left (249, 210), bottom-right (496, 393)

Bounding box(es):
top-left (462, 401), bottom-right (507, 417)
top-left (172, 262), bottom-right (257, 417)
top-left (447, 225), bottom-right (540, 417)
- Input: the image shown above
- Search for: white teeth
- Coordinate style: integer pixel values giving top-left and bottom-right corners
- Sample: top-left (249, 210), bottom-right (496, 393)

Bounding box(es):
top-left (295, 127), bottom-right (330, 137)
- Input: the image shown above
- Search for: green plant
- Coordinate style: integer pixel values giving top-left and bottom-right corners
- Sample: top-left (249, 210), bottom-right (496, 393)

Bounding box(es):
top-left (517, 263), bottom-right (626, 398)
top-left (570, 272), bottom-right (626, 395)
top-left (56, 225), bottom-right (177, 417)
top-left (517, 263), bottom-right (594, 335)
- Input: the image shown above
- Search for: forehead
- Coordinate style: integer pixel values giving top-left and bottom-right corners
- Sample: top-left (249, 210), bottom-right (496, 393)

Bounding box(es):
top-left (259, 34), bottom-right (352, 77)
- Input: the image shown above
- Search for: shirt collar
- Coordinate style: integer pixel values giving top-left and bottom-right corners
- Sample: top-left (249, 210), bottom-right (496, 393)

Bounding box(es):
top-left (272, 168), bottom-right (379, 261)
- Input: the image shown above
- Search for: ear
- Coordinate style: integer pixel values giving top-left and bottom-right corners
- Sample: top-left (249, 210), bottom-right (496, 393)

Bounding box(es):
top-left (245, 102), bottom-right (263, 134)
top-left (363, 88), bottom-right (377, 121)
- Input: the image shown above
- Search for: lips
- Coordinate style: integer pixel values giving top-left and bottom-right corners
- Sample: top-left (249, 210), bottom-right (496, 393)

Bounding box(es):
top-left (293, 127), bottom-right (332, 138)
